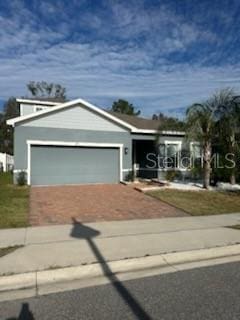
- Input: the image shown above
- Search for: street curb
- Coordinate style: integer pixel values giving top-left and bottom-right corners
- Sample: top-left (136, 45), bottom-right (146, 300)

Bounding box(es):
top-left (1, 244), bottom-right (240, 302)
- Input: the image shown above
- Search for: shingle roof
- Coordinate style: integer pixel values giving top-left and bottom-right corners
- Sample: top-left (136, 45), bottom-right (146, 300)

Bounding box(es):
top-left (107, 111), bottom-right (162, 130)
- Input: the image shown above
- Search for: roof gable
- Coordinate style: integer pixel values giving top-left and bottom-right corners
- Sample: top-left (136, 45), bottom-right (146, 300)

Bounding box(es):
top-left (7, 98), bottom-right (135, 131)
top-left (21, 104), bottom-right (128, 132)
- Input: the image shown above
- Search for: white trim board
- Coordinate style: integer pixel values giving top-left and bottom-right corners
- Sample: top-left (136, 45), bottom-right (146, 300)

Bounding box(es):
top-left (26, 140), bottom-right (124, 185)
top-left (17, 99), bottom-right (60, 106)
top-left (137, 167), bottom-right (190, 172)
top-left (164, 140), bottom-right (182, 146)
top-left (132, 129), bottom-right (185, 135)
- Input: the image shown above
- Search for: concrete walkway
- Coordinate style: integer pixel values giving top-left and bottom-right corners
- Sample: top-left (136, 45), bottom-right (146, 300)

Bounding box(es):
top-left (0, 213), bottom-right (240, 276)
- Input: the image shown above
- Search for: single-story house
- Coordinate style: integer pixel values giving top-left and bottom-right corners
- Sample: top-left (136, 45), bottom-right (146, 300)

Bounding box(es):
top-left (7, 98), bottom-right (199, 186)
top-left (0, 152), bottom-right (14, 172)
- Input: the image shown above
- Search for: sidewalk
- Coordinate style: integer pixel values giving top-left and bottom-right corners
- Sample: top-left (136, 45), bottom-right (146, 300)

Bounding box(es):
top-left (0, 213), bottom-right (240, 276)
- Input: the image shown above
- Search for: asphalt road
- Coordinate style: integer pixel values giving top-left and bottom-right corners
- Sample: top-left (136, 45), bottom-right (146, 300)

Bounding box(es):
top-left (0, 261), bottom-right (240, 320)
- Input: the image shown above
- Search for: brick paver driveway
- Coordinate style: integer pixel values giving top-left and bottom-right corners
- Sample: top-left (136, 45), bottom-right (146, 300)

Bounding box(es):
top-left (30, 184), bottom-right (186, 226)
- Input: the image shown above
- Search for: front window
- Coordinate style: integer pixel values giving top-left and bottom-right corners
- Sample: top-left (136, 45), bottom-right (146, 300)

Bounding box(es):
top-left (158, 142), bottom-right (181, 169)
top-left (165, 143), bottom-right (180, 168)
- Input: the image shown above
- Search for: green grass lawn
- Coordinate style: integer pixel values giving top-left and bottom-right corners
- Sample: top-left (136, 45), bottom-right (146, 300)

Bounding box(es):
top-left (148, 189), bottom-right (240, 216)
top-left (0, 172), bottom-right (29, 228)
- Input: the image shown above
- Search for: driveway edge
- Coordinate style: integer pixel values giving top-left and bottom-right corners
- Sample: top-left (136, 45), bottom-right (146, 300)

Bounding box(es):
top-left (1, 244), bottom-right (240, 302)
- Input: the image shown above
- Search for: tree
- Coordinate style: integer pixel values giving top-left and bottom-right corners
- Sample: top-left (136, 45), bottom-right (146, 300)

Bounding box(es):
top-left (186, 97), bottom-right (217, 189)
top-left (0, 98), bottom-right (19, 154)
top-left (27, 81), bottom-right (66, 101)
top-left (111, 99), bottom-right (141, 116)
top-left (154, 112), bottom-right (186, 131)
top-left (215, 88), bottom-right (240, 184)
top-left (3, 97), bottom-right (19, 120)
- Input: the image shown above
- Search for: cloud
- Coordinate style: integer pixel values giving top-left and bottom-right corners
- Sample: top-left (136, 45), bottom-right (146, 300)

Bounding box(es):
top-left (0, 40), bottom-right (239, 117)
top-left (0, 0), bottom-right (240, 118)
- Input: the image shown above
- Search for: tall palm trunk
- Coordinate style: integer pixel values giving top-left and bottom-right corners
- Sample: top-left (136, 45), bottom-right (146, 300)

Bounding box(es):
top-left (229, 132), bottom-right (236, 185)
top-left (203, 141), bottom-right (211, 189)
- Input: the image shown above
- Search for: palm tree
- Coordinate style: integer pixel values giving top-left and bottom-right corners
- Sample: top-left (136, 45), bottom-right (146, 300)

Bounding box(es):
top-left (186, 98), bottom-right (217, 189)
top-left (216, 89), bottom-right (240, 185)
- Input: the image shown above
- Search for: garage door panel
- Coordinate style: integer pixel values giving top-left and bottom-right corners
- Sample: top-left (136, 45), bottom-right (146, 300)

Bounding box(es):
top-left (31, 146), bottom-right (119, 185)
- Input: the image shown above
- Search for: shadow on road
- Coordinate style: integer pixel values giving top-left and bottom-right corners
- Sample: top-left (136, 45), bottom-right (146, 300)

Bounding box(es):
top-left (6, 303), bottom-right (34, 320)
top-left (71, 217), bottom-right (152, 320)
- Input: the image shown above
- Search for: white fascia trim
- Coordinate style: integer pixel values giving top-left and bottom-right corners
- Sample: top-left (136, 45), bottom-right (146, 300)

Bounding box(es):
top-left (161, 130), bottom-right (185, 135)
top-left (27, 142), bottom-right (31, 185)
top-left (132, 129), bottom-right (157, 134)
top-left (20, 104), bottom-right (24, 116)
top-left (132, 129), bottom-right (186, 135)
top-left (16, 99), bottom-right (60, 106)
top-left (26, 140), bottom-right (124, 185)
top-left (8, 98), bottom-right (136, 131)
top-left (26, 140), bottom-right (124, 148)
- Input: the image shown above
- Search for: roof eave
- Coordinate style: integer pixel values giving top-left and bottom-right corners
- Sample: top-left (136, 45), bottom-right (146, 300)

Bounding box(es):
top-left (131, 129), bottom-right (185, 135)
top-left (16, 98), bottom-right (60, 106)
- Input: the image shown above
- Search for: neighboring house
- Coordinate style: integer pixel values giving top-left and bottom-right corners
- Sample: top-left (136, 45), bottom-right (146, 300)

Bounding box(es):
top-left (0, 152), bottom-right (14, 172)
top-left (7, 98), bottom-right (197, 186)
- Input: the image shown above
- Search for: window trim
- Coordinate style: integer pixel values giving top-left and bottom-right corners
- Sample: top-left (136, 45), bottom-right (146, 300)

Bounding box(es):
top-left (164, 140), bottom-right (182, 169)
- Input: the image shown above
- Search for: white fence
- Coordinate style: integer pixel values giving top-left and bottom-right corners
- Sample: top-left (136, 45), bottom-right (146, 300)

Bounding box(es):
top-left (0, 153), bottom-right (14, 172)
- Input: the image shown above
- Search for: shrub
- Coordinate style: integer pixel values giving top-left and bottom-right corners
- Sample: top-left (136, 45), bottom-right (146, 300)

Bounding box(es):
top-left (190, 163), bottom-right (203, 181)
top-left (165, 170), bottom-right (177, 182)
top-left (174, 170), bottom-right (183, 181)
top-left (17, 171), bottom-right (26, 186)
top-left (125, 170), bottom-right (134, 182)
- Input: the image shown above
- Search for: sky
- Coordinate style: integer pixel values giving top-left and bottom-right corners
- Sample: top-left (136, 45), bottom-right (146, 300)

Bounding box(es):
top-left (0, 0), bottom-right (240, 118)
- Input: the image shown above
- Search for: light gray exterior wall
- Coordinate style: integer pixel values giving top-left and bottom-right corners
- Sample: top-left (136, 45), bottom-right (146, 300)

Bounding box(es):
top-left (20, 103), bottom-right (51, 116)
top-left (131, 134), bottom-right (156, 141)
top-left (21, 104), bottom-right (127, 132)
top-left (14, 126), bottom-right (132, 183)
